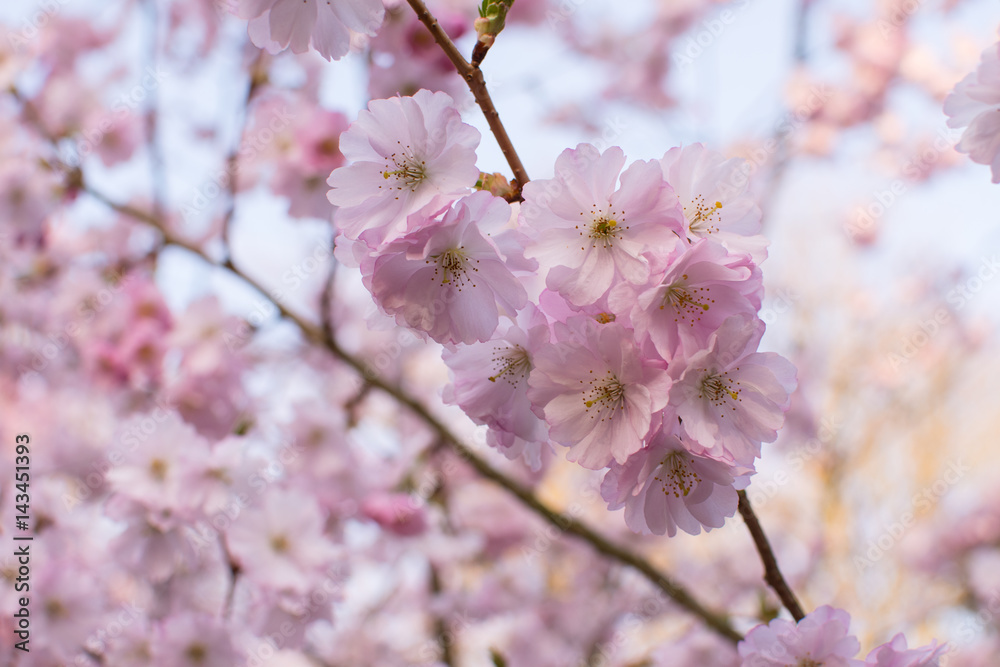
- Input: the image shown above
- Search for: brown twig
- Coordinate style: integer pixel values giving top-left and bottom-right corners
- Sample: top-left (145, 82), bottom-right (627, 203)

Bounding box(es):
top-left (220, 52), bottom-right (267, 260)
top-left (737, 490), bottom-right (806, 621)
top-left (84, 185), bottom-right (742, 644)
top-left (403, 0), bottom-right (530, 198)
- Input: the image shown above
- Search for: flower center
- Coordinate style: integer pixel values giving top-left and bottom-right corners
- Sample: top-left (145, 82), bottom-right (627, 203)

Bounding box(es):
top-left (488, 345), bottom-right (531, 385)
top-left (149, 458), bottom-right (168, 482)
top-left (428, 248), bottom-right (479, 288)
top-left (685, 195), bottom-right (723, 236)
top-left (185, 642), bottom-right (209, 664)
top-left (699, 369), bottom-right (741, 408)
top-left (381, 142), bottom-right (427, 191)
top-left (270, 534), bottom-right (290, 554)
top-left (660, 276), bottom-right (714, 325)
top-left (582, 370), bottom-right (626, 419)
top-left (577, 205), bottom-right (629, 250)
top-left (654, 451), bottom-right (702, 498)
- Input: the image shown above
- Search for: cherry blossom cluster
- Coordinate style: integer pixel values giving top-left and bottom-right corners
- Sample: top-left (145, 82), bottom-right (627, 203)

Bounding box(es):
top-left (738, 605), bottom-right (946, 666)
top-left (327, 88), bottom-right (795, 538)
top-left (945, 36), bottom-right (1000, 183)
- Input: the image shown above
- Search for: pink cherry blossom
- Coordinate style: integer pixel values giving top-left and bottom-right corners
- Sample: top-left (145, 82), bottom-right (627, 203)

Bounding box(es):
top-left (225, 488), bottom-right (339, 595)
top-left (944, 40), bottom-right (1000, 183)
top-left (669, 315), bottom-right (797, 466)
top-left (614, 238), bottom-right (764, 358)
top-left (527, 318), bottom-right (672, 469)
top-left (864, 633), bottom-right (948, 666)
top-left (154, 612), bottom-right (238, 667)
top-left (361, 492), bottom-right (429, 537)
top-left (601, 431), bottom-right (744, 537)
top-left (442, 303), bottom-right (551, 469)
top-left (328, 89), bottom-right (481, 246)
top-left (238, 0), bottom-right (384, 61)
top-left (521, 143), bottom-right (685, 306)
top-left (738, 605), bottom-right (862, 666)
top-left (367, 191), bottom-right (528, 345)
top-left (659, 143), bottom-right (768, 262)
top-left (105, 413), bottom-right (210, 518)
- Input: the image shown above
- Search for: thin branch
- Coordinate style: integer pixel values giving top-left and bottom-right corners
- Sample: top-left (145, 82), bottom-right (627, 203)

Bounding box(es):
top-left (737, 490), bottom-right (806, 621)
top-left (85, 185), bottom-right (743, 645)
top-left (221, 52), bottom-right (267, 261)
top-left (142, 0), bottom-right (167, 219)
top-left (403, 0), bottom-right (530, 197)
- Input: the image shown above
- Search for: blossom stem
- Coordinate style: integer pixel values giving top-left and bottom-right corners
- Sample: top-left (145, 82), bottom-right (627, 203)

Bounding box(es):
top-left (737, 490), bottom-right (806, 621)
top-left (403, 0), bottom-right (530, 198)
top-left (85, 185), bottom-right (743, 645)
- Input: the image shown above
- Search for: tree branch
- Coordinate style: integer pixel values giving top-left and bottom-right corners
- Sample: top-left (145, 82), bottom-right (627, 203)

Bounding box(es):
top-left (403, 0), bottom-right (530, 197)
top-left (737, 490), bottom-right (806, 621)
top-left (85, 185), bottom-right (743, 645)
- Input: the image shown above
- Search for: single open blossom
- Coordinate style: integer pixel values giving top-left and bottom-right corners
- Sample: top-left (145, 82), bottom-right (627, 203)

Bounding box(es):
top-left (601, 431), bottom-right (745, 537)
top-left (614, 238), bottom-right (763, 358)
top-left (225, 488), bottom-right (339, 594)
top-left (738, 605), bottom-right (862, 666)
top-left (527, 319), bottom-right (672, 469)
top-left (238, 0), bottom-right (384, 61)
top-left (944, 40), bottom-right (1000, 183)
top-left (659, 143), bottom-right (768, 262)
top-left (361, 492), bottom-right (428, 537)
top-left (442, 303), bottom-right (551, 469)
top-left (154, 613), bottom-right (238, 667)
top-left (328, 89), bottom-right (481, 246)
top-left (368, 191), bottom-right (528, 345)
top-left (669, 315), bottom-right (797, 466)
top-left (864, 634), bottom-right (948, 666)
top-left (521, 144), bottom-right (685, 306)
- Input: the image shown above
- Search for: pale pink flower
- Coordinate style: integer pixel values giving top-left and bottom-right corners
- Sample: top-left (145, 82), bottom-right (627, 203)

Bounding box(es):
top-left (614, 238), bottom-right (763, 358)
top-left (367, 191), bottom-right (528, 345)
top-left (361, 492), bottom-right (428, 537)
top-left (669, 315), bottom-right (797, 466)
top-left (442, 303), bottom-right (551, 469)
top-left (154, 613), bottom-right (238, 667)
top-left (106, 413), bottom-right (210, 518)
top-left (225, 488), bottom-right (338, 594)
top-left (238, 0), bottom-right (384, 61)
top-left (659, 143), bottom-right (768, 262)
top-left (944, 41), bottom-right (1000, 183)
top-left (328, 89), bottom-right (481, 246)
top-left (738, 605), bottom-right (862, 666)
top-left (864, 634), bottom-right (948, 666)
top-left (30, 562), bottom-right (106, 656)
top-left (521, 143), bottom-right (685, 306)
top-left (601, 431), bottom-right (743, 537)
top-left (527, 318), bottom-right (672, 469)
